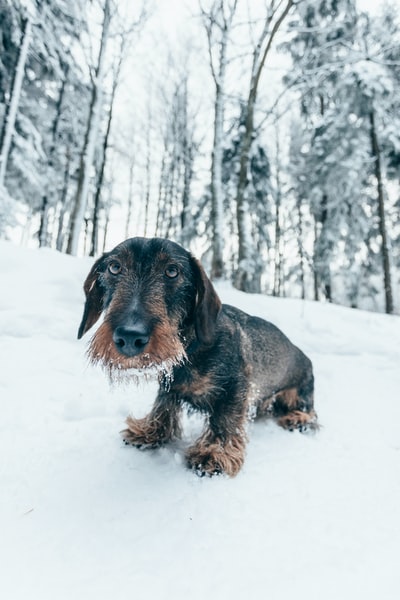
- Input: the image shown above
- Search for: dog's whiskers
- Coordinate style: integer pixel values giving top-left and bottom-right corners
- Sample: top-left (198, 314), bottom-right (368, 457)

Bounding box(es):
top-left (91, 351), bottom-right (187, 386)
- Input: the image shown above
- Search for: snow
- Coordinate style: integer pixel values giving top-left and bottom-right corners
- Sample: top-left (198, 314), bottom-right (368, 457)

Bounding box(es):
top-left (0, 240), bottom-right (399, 600)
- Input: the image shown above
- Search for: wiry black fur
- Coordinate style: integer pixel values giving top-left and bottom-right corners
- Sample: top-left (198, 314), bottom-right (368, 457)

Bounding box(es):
top-left (78, 237), bottom-right (317, 477)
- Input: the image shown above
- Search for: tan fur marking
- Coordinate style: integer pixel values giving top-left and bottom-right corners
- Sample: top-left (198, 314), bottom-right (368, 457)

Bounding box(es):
top-left (144, 320), bottom-right (185, 365)
top-left (88, 321), bottom-right (118, 364)
top-left (186, 427), bottom-right (247, 477)
top-left (275, 387), bottom-right (299, 410)
top-left (122, 408), bottom-right (182, 447)
top-left (255, 387), bottom-right (299, 417)
top-left (277, 409), bottom-right (319, 431)
top-left (174, 373), bottom-right (218, 397)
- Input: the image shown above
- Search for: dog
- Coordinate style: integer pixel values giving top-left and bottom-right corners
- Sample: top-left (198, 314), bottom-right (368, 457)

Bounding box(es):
top-left (78, 237), bottom-right (317, 477)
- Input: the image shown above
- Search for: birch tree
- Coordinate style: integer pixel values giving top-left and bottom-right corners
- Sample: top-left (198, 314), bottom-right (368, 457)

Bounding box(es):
top-left (67, 0), bottom-right (111, 255)
top-left (200, 0), bottom-right (237, 279)
top-left (89, 23), bottom-right (134, 256)
top-left (234, 0), bottom-right (294, 292)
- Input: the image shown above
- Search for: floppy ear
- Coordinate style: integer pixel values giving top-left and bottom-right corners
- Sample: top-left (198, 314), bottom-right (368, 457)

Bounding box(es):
top-left (77, 256), bottom-right (106, 339)
top-left (190, 256), bottom-right (222, 346)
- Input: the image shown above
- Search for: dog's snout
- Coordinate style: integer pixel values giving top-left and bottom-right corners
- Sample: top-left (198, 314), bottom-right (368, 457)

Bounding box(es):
top-left (113, 324), bottom-right (150, 356)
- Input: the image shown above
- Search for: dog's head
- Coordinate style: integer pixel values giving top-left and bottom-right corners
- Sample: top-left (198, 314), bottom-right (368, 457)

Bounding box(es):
top-left (78, 237), bottom-right (221, 381)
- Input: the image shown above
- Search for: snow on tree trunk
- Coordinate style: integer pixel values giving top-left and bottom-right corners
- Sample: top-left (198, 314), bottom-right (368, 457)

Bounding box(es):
top-left (67, 0), bottom-right (110, 256)
top-left (234, 0), bottom-right (294, 292)
top-left (369, 108), bottom-right (394, 314)
top-left (0, 16), bottom-right (32, 189)
top-left (202, 0), bottom-right (238, 280)
top-left (125, 160), bottom-right (135, 240)
top-left (210, 81), bottom-right (225, 279)
top-left (143, 109), bottom-right (151, 238)
top-left (90, 82), bottom-right (115, 257)
top-left (273, 175), bottom-right (282, 296)
top-left (55, 148), bottom-right (71, 252)
top-left (180, 78), bottom-right (194, 248)
top-left (235, 93), bottom-right (257, 291)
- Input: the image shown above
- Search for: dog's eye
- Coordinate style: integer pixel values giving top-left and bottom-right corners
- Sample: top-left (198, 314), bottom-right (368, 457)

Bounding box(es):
top-left (165, 264), bottom-right (179, 279)
top-left (108, 261), bottom-right (122, 275)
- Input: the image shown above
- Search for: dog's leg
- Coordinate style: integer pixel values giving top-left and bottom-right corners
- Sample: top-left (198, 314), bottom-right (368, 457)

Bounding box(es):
top-left (272, 376), bottom-right (318, 432)
top-left (121, 391), bottom-right (182, 449)
top-left (185, 392), bottom-right (248, 477)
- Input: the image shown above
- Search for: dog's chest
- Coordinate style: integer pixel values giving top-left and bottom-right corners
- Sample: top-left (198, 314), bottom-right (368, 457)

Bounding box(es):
top-left (170, 366), bottom-right (218, 405)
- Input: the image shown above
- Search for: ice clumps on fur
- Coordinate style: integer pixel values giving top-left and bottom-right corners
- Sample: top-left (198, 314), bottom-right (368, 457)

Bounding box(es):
top-left (90, 350), bottom-right (187, 388)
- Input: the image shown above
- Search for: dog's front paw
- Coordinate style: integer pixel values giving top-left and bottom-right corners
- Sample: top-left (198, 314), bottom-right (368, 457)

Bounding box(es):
top-left (120, 428), bottom-right (162, 450)
top-left (120, 416), bottom-right (164, 450)
top-left (186, 436), bottom-right (245, 478)
top-left (186, 449), bottom-right (224, 477)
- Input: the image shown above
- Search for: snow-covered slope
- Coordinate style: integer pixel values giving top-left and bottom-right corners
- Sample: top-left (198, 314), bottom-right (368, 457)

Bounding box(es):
top-left (1, 240), bottom-right (399, 600)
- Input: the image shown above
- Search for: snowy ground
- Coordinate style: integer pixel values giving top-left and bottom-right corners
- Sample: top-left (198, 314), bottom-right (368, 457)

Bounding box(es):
top-left (0, 240), bottom-right (399, 600)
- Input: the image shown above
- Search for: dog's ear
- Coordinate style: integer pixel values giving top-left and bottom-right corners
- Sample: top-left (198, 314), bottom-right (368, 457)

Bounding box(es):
top-left (190, 257), bottom-right (221, 346)
top-left (77, 256), bottom-right (106, 339)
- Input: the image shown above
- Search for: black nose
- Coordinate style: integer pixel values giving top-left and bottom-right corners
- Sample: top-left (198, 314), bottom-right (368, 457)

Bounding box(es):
top-left (112, 324), bottom-right (150, 357)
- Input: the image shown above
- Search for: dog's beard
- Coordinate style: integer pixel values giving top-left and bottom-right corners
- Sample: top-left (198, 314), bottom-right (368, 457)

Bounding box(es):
top-left (97, 353), bottom-right (186, 386)
top-left (87, 321), bottom-right (186, 386)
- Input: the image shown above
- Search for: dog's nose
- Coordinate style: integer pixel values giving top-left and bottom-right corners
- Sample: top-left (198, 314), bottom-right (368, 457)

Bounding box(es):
top-left (112, 324), bottom-right (150, 356)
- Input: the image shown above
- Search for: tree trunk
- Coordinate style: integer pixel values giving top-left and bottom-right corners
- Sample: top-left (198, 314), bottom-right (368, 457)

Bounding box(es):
top-left (66, 0), bottom-right (110, 255)
top-left (210, 80), bottom-right (225, 278)
top-left (234, 0), bottom-right (293, 292)
top-left (296, 196), bottom-right (306, 300)
top-left (273, 187), bottom-right (281, 297)
top-left (38, 196), bottom-right (49, 247)
top-left (125, 159), bottom-right (135, 240)
top-left (0, 16), bottom-right (32, 188)
top-left (155, 148), bottom-right (167, 238)
top-left (313, 220), bottom-right (319, 301)
top-left (165, 150), bottom-right (179, 240)
top-left (319, 193), bottom-right (332, 302)
top-left (369, 109), bottom-right (393, 314)
top-left (273, 132), bottom-right (282, 296)
top-left (180, 78), bottom-right (193, 247)
top-left (90, 85), bottom-right (115, 256)
top-left (143, 116), bottom-right (151, 238)
top-left (313, 94), bottom-right (332, 303)
top-left (40, 66), bottom-right (69, 248)
top-left (202, 0), bottom-right (238, 278)
top-left (55, 148), bottom-right (72, 252)
top-left (235, 91), bottom-right (257, 291)
top-left (102, 184), bottom-right (113, 253)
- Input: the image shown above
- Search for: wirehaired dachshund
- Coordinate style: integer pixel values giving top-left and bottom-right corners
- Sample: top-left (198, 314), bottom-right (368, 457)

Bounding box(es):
top-left (78, 237), bottom-right (317, 477)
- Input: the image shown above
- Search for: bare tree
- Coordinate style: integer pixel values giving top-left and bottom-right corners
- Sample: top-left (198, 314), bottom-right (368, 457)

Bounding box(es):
top-left (369, 108), bottom-right (394, 314)
top-left (125, 157), bottom-right (135, 239)
top-left (200, 0), bottom-right (238, 279)
top-left (89, 24), bottom-right (133, 256)
top-left (272, 132), bottom-right (282, 297)
top-left (38, 63), bottom-right (70, 248)
top-left (234, 0), bottom-right (294, 292)
top-left (67, 0), bottom-right (111, 255)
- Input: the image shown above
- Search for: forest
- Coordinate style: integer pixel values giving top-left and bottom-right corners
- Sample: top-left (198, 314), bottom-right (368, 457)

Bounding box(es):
top-left (0, 0), bottom-right (399, 314)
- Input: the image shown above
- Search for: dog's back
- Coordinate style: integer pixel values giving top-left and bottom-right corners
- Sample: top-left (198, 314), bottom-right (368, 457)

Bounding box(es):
top-left (219, 304), bottom-right (315, 419)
